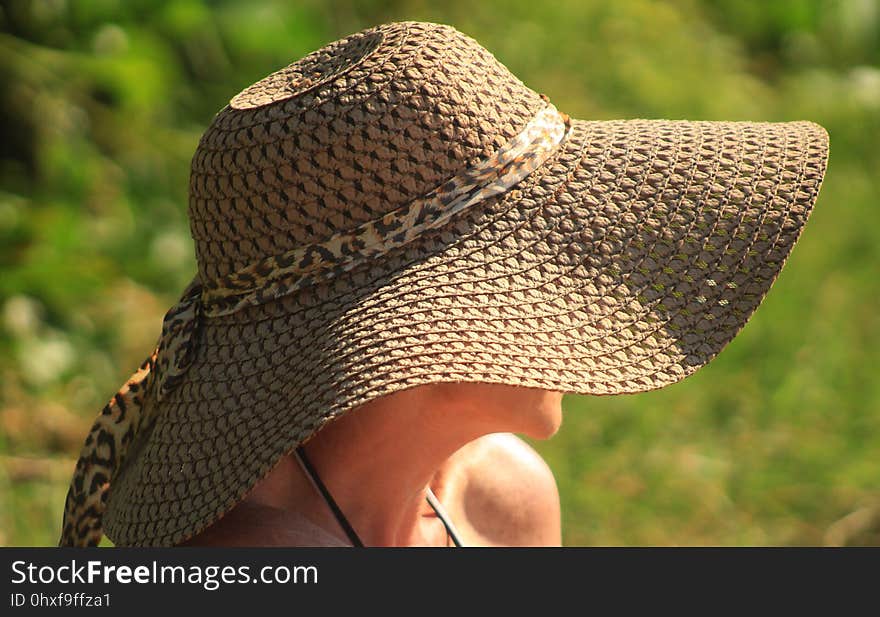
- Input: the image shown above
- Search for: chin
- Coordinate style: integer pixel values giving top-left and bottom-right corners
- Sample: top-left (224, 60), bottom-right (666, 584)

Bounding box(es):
top-left (519, 392), bottom-right (564, 440)
top-left (441, 382), bottom-right (564, 440)
top-left (522, 409), bottom-right (563, 440)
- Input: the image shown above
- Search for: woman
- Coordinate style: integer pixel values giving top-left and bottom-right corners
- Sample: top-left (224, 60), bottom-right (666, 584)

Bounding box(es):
top-left (183, 385), bottom-right (564, 546)
top-left (60, 21), bottom-right (828, 547)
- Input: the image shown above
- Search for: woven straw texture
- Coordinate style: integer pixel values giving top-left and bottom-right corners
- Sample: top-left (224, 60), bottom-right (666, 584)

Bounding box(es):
top-left (100, 21), bottom-right (828, 546)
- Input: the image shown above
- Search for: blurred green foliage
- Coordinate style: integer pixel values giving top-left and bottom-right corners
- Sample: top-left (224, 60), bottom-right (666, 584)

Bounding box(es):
top-left (1, 0), bottom-right (878, 546)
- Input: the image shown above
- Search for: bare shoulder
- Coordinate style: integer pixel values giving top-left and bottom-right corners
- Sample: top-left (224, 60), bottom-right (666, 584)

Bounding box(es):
top-left (181, 501), bottom-right (348, 547)
top-left (444, 433), bottom-right (561, 546)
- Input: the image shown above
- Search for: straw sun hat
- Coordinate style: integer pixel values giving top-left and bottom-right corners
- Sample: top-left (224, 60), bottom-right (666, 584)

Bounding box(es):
top-left (60, 21), bottom-right (828, 547)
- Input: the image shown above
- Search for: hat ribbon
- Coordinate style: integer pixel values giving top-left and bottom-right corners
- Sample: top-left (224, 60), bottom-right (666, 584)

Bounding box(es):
top-left (59, 100), bottom-right (568, 546)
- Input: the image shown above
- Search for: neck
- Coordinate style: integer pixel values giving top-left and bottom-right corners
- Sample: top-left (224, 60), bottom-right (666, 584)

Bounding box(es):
top-left (281, 387), bottom-right (494, 546)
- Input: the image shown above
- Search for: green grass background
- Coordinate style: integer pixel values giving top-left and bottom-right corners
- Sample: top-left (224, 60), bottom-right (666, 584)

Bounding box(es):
top-left (1, 0), bottom-right (878, 546)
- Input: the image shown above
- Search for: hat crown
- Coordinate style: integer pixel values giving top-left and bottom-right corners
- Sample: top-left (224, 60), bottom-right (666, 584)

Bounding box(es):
top-left (187, 21), bottom-right (546, 281)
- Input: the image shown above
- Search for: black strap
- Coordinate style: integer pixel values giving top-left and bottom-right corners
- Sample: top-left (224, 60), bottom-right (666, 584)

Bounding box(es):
top-left (295, 446), bottom-right (364, 547)
top-left (426, 487), bottom-right (464, 547)
top-left (295, 446), bottom-right (463, 547)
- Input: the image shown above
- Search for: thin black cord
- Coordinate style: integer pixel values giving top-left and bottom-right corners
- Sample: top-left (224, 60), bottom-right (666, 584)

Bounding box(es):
top-left (295, 445), bottom-right (463, 547)
top-left (426, 487), bottom-right (464, 547)
top-left (294, 445), bottom-right (365, 547)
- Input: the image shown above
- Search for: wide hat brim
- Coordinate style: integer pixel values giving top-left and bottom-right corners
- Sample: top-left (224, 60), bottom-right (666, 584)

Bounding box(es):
top-left (104, 115), bottom-right (828, 546)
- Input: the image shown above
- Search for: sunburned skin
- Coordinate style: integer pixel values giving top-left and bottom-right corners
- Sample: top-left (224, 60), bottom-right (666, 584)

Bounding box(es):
top-left (182, 383), bottom-right (563, 547)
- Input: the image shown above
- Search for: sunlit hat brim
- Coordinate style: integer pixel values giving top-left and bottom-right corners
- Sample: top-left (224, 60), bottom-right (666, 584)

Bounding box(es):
top-left (103, 116), bottom-right (828, 546)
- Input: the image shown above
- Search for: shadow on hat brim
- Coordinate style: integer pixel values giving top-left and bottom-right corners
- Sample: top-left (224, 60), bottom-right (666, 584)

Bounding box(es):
top-left (104, 116), bottom-right (828, 546)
